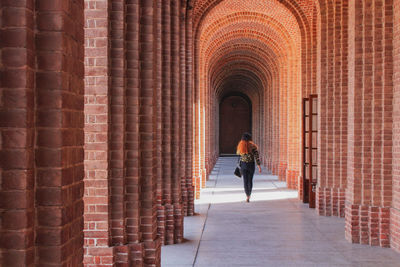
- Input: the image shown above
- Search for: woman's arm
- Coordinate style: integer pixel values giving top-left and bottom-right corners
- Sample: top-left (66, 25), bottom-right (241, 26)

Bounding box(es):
top-left (253, 148), bottom-right (261, 166)
top-left (252, 146), bottom-right (262, 173)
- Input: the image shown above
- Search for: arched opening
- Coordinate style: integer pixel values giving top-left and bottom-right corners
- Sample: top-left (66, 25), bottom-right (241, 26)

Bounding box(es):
top-left (219, 93), bottom-right (252, 155)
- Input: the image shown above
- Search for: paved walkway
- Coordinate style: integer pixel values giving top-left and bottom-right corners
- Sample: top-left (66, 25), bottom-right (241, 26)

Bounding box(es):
top-left (162, 157), bottom-right (400, 267)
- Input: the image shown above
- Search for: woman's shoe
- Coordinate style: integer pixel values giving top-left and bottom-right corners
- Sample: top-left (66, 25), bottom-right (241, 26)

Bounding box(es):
top-left (246, 196), bottom-right (250, 202)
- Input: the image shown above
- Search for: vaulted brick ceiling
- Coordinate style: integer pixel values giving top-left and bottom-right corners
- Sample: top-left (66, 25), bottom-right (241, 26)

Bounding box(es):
top-left (194, 0), bottom-right (314, 101)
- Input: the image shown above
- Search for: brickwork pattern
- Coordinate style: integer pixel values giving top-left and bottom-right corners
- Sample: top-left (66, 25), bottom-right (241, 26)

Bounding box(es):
top-left (3, 1), bottom-right (400, 266)
top-left (346, 0), bottom-right (393, 248)
top-left (392, 0), bottom-right (400, 253)
top-left (0, 0), bottom-right (85, 266)
top-left (83, 0), bottom-right (113, 265)
top-left (317, 0), bottom-right (348, 218)
top-left (83, 0), bottom-right (193, 265)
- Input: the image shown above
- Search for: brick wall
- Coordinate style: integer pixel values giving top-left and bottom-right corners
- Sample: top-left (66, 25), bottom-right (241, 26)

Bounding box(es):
top-left (83, 0), bottom-right (113, 265)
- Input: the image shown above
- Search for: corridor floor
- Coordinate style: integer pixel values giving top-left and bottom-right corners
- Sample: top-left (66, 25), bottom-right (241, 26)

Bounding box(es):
top-left (162, 157), bottom-right (400, 267)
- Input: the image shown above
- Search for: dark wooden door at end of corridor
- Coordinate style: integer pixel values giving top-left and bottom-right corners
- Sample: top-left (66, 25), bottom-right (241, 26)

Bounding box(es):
top-left (219, 95), bottom-right (251, 154)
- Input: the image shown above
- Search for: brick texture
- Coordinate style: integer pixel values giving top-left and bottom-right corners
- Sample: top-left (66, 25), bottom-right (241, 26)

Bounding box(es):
top-left (0, 1), bottom-right (35, 266)
top-left (83, 0), bottom-right (193, 265)
top-left (346, 0), bottom-right (393, 248)
top-left (317, 0), bottom-right (348, 218)
top-left (392, 0), bottom-right (400, 253)
top-left (83, 0), bottom-right (113, 265)
top-left (1, 0), bottom-right (85, 266)
top-left (3, 1), bottom-right (400, 266)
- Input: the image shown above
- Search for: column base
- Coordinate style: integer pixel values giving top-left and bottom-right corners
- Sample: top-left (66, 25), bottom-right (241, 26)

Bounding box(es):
top-left (174, 203), bottom-right (184, 243)
top-left (345, 203), bottom-right (390, 248)
top-left (85, 239), bottom-right (161, 267)
top-left (391, 207), bottom-right (400, 252)
top-left (278, 162), bottom-right (287, 181)
top-left (316, 187), bottom-right (346, 217)
top-left (286, 170), bottom-right (298, 189)
top-left (157, 203), bottom-right (166, 245)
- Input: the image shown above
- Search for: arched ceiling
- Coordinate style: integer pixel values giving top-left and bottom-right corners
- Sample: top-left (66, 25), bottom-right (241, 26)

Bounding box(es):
top-left (192, 0), bottom-right (318, 31)
top-left (195, 0), bottom-right (314, 99)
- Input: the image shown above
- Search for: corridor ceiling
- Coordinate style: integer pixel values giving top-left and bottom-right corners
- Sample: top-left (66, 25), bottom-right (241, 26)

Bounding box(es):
top-left (193, 0), bottom-right (318, 100)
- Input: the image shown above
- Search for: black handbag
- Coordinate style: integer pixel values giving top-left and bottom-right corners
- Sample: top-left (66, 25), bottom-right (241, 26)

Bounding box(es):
top-left (234, 157), bottom-right (242, 178)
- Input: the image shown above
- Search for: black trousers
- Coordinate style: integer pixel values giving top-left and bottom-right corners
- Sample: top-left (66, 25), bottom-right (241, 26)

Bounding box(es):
top-left (240, 161), bottom-right (255, 197)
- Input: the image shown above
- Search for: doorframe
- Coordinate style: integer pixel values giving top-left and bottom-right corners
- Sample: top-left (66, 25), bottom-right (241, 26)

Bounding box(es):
top-left (302, 94), bottom-right (318, 208)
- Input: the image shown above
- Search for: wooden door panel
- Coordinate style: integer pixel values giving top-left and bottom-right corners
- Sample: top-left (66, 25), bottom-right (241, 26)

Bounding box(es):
top-left (302, 95), bottom-right (318, 208)
top-left (219, 96), bottom-right (251, 154)
top-left (302, 98), bottom-right (310, 203)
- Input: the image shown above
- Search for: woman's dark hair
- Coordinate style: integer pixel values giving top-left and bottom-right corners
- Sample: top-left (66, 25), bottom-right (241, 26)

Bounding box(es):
top-left (241, 132), bottom-right (252, 141)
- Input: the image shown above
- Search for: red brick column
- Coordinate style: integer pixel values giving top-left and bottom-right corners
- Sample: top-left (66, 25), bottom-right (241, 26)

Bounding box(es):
top-left (392, 0), bottom-right (400, 253)
top-left (1, 0), bottom-right (85, 266)
top-left (139, 0), bottom-right (161, 265)
top-left (193, 28), bottom-right (201, 199)
top-left (0, 1), bottom-right (35, 265)
top-left (272, 77), bottom-right (280, 174)
top-left (161, 0), bottom-right (174, 245)
top-left (109, 0), bottom-right (126, 246)
top-left (185, 7), bottom-right (195, 216)
top-left (170, 0), bottom-right (184, 244)
top-left (125, 0), bottom-right (140, 246)
top-left (179, 2), bottom-right (188, 217)
top-left (36, 1), bottom-right (85, 264)
top-left (278, 71), bottom-right (287, 180)
top-left (154, 0), bottom-right (163, 247)
top-left (346, 0), bottom-right (393, 248)
top-left (317, 0), bottom-right (348, 218)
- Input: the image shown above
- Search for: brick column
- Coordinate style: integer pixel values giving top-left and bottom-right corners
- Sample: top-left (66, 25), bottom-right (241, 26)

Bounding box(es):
top-left (193, 29), bottom-right (201, 199)
top-left (161, 0), bottom-right (174, 245)
top-left (109, 0), bottom-right (126, 246)
top-left (125, 0), bottom-right (141, 245)
top-left (286, 59), bottom-right (301, 189)
top-left (179, 2), bottom-right (188, 217)
top-left (392, 0), bottom-right (400, 253)
top-left (278, 70), bottom-right (287, 180)
top-left (346, 0), bottom-right (393, 248)
top-left (272, 77), bottom-right (280, 174)
top-left (35, 0), bottom-right (85, 263)
top-left (154, 0), bottom-right (163, 247)
top-left (139, 0), bottom-right (161, 265)
top-left (171, 0), bottom-right (184, 244)
top-left (0, 1), bottom-right (35, 266)
top-left (317, 0), bottom-right (348, 217)
top-left (185, 7), bottom-right (195, 216)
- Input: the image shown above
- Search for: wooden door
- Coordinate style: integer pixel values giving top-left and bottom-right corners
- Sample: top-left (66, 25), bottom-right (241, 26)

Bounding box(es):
top-left (302, 95), bottom-right (318, 208)
top-left (219, 95), bottom-right (251, 154)
top-left (302, 98), bottom-right (310, 204)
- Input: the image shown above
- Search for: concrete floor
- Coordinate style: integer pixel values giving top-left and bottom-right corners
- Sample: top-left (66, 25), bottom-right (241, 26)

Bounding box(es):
top-left (162, 157), bottom-right (400, 267)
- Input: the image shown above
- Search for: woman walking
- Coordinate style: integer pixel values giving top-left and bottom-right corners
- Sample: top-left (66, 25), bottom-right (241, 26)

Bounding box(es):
top-left (236, 132), bottom-right (262, 202)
